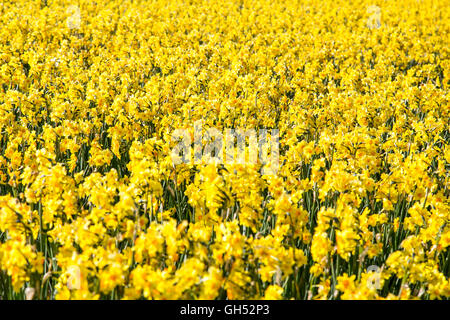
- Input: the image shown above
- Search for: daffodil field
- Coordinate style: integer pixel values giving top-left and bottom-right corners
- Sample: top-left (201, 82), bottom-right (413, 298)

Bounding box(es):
top-left (0, 0), bottom-right (449, 300)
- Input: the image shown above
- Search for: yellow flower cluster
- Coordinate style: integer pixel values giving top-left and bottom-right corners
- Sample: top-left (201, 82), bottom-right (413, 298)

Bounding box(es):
top-left (0, 0), bottom-right (448, 300)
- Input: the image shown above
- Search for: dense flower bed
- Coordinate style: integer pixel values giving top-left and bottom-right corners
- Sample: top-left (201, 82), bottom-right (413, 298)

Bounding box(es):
top-left (0, 0), bottom-right (448, 299)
